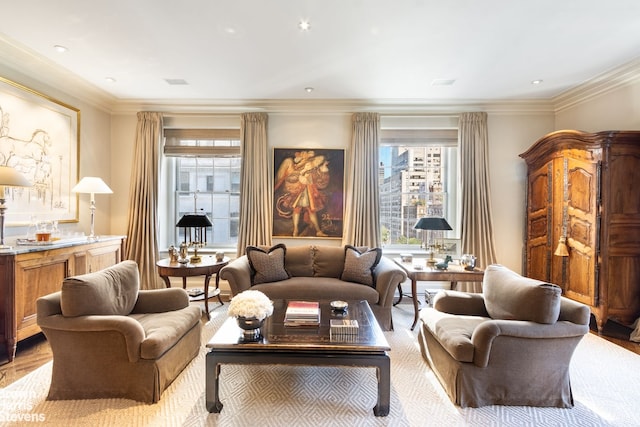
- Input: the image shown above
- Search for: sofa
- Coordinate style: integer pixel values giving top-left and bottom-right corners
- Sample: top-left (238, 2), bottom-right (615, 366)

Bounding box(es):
top-left (418, 264), bottom-right (590, 408)
top-left (37, 260), bottom-right (202, 403)
top-left (219, 244), bottom-right (407, 330)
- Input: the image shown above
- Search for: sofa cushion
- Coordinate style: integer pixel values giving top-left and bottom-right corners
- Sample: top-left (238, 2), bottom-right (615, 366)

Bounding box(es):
top-left (61, 260), bottom-right (140, 317)
top-left (253, 277), bottom-right (380, 305)
top-left (420, 308), bottom-right (489, 363)
top-left (313, 245), bottom-right (346, 278)
top-left (132, 305), bottom-right (201, 360)
top-left (340, 245), bottom-right (382, 286)
top-left (483, 264), bottom-right (562, 324)
top-left (246, 244), bottom-right (290, 284)
top-left (284, 245), bottom-right (314, 277)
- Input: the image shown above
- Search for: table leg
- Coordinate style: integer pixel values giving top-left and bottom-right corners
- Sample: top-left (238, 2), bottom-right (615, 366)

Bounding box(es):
top-left (203, 274), bottom-right (212, 320)
top-left (373, 355), bottom-right (391, 416)
top-left (205, 352), bottom-right (223, 413)
top-left (411, 277), bottom-right (419, 330)
top-left (214, 273), bottom-right (224, 305)
top-left (393, 283), bottom-right (404, 306)
top-left (160, 275), bottom-right (171, 288)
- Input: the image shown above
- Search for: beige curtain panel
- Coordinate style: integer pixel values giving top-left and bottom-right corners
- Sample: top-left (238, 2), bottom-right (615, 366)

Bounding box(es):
top-left (459, 112), bottom-right (497, 292)
top-left (125, 112), bottom-right (163, 289)
top-left (343, 112), bottom-right (381, 248)
top-left (236, 112), bottom-right (271, 257)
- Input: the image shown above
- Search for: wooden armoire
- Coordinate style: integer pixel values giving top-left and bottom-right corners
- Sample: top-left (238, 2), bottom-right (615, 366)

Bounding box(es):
top-left (520, 130), bottom-right (640, 332)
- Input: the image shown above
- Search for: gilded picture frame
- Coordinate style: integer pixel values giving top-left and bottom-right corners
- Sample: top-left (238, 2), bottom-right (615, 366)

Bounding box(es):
top-left (273, 148), bottom-right (344, 238)
top-left (0, 77), bottom-right (79, 225)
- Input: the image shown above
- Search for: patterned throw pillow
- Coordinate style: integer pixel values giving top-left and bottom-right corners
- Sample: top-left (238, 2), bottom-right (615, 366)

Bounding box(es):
top-left (340, 245), bottom-right (382, 286)
top-left (246, 244), bottom-right (290, 285)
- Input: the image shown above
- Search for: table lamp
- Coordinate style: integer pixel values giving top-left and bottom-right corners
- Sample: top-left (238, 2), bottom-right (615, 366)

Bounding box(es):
top-left (414, 217), bottom-right (452, 266)
top-left (0, 166), bottom-right (32, 250)
top-left (71, 176), bottom-right (113, 240)
top-left (176, 213), bottom-right (212, 263)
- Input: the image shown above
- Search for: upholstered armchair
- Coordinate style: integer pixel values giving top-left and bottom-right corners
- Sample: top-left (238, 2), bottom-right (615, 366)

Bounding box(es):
top-left (418, 264), bottom-right (590, 408)
top-left (36, 260), bottom-right (202, 403)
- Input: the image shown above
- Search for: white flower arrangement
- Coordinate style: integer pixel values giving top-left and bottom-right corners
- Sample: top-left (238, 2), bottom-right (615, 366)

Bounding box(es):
top-left (227, 290), bottom-right (274, 321)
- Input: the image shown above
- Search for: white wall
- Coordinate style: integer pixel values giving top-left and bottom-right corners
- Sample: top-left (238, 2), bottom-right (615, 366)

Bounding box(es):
top-left (555, 80), bottom-right (640, 131)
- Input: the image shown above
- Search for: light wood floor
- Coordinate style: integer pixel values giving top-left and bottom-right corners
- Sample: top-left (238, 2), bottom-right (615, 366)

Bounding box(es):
top-left (1, 315), bottom-right (638, 389)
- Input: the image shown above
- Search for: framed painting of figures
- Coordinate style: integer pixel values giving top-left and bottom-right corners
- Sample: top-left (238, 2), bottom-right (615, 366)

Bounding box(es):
top-left (0, 77), bottom-right (79, 225)
top-left (273, 148), bottom-right (344, 238)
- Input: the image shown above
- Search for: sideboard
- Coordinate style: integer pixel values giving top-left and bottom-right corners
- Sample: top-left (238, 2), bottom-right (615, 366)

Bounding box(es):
top-left (0, 236), bottom-right (126, 362)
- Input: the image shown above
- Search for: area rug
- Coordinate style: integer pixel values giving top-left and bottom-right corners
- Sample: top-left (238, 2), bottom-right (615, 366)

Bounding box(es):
top-left (1, 304), bottom-right (639, 426)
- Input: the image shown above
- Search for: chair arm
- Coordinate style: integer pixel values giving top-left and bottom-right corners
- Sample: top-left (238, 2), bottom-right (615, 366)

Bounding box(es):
top-left (132, 288), bottom-right (189, 313)
top-left (374, 257), bottom-right (407, 308)
top-left (471, 319), bottom-right (589, 367)
top-left (37, 313), bottom-right (145, 362)
top-left (433, 290), bottom-right (489, 317)
top-left (558, 296), bottom-right (590, 326)
top-left (219, 256), bottom-right (252, 296)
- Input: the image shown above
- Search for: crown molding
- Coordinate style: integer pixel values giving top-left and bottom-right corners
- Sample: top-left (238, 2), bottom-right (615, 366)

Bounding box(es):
top-left (110, 98), bottom-right (555, 115)
top-left (0, 34), bottom-right (116, 113)
top-left (552, 57), bottom-right (640, 112)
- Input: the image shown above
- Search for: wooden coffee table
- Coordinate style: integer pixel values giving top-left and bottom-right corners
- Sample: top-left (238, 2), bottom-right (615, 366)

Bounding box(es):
top-left (205, 299), bottom-right (391, 416)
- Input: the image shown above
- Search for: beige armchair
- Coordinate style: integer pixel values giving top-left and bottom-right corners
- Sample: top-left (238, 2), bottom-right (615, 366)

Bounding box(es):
top-left (37, 260), bottom-right (202, 403)
top-left (418, 264), bottom-right (590, 408)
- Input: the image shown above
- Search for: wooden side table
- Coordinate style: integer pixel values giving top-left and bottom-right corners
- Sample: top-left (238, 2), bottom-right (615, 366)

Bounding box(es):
top-left (156, 255), bottom-right (229, 320)
top-left (393, 258), bottom-right (485, 330)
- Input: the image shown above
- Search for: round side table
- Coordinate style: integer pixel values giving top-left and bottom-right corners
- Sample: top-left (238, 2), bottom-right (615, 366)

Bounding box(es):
top-left (156, 255), bottom-right (229, 320)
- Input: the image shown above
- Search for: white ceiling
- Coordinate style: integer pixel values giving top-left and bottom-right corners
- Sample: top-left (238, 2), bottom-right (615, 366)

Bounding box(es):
top-left (0, 0), bottom-right (639, 105)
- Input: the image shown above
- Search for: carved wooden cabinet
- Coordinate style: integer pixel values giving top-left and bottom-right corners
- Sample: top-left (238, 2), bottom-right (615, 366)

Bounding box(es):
top-left (0, 236), bottom-right (126, 361)
top-left (520, 130), bottom-right (640, 331)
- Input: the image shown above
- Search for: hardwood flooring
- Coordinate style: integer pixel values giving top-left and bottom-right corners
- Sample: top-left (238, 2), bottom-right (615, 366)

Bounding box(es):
top-left (0, 314), bottom-right (638, 390)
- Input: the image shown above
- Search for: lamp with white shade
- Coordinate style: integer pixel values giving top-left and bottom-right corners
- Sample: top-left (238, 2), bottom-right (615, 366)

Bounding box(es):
top-left (71, 177), bottom-right (113, 240)
top-left (0, 166), bottom-right (32, 249)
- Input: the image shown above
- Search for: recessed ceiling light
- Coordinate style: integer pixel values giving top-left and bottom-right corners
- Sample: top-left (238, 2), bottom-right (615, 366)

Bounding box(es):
top-left (164, 78), bottom-right (189, 85)
top-left (298, 20), bottom-right (311, 31)
top-left (531, 79), bottom-right (543, 85)
top-left (105, 77), bottom-right (116, 83)
top-left (305, 87), bottom-right (314, 93)
top-left (53, 45), bottom-right (68, 53)
top-left (224, 27), bottom-right (236, 35)
top-left (431, 79), bottom-right (456, 86)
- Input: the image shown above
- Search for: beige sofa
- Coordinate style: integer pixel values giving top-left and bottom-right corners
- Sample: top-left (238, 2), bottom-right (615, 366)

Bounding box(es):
top-left (418, 264), bottom-right (590, 408)
top-left (219, 244), bottom-right (407, 330)
top-left (37, 260), bottom-right (202, 403)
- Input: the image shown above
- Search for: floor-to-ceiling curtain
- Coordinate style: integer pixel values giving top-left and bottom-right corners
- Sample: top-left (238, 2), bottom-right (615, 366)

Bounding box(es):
top-left (343, 112), bottom-right (381, 248)
top-left (236, 112), bottom-right (271, 256)
top-left (459, 112), bottom-right (497, 292)
top-left (125, 112), bottom-right (163, 289)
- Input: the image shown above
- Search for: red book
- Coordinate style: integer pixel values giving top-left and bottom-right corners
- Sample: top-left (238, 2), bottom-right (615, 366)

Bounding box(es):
top-left (284, 301), bottom-right (320, 326)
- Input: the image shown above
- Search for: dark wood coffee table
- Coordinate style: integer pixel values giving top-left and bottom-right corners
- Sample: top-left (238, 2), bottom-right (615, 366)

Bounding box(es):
top-left (205, 299), bottom-right (391, 416)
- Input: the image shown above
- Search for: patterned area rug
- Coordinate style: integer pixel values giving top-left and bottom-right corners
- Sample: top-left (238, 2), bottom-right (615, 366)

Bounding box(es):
top-left (1, 303), bottom-right (639, 426)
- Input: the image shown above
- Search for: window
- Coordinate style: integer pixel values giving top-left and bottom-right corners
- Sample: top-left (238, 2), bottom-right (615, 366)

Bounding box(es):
top-left (378, 125), bottom-right (459, 251)
top-left (161, 129), bottom-right (241, 250)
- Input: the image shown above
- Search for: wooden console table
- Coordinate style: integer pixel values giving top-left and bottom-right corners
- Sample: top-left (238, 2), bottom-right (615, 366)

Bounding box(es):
top-left (393, 258), bottom-right (484, 330)
top-left (0, 236), bottom-right (126, 362)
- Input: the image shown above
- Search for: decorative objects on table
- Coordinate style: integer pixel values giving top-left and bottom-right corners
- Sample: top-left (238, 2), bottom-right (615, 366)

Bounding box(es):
top-left (215, 251), bottom-right (225, 262)
top-left (176, 213), bottom-right (212, 263)
top-left (414, 217), bottom-right (453, 266)
top-left (227, 290), bottom-right (274, 339)
top-left (0, 166), bottom-right (32, 249)
top-left (71, 176), bottom-right (113, 240)
top-left (460, 254), bottom-right (477, 271)
top-left (435, 255), bottom-right (453, 271)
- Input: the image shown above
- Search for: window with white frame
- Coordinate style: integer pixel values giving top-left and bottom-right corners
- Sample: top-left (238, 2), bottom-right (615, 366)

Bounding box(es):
top-left (161, 129), bottom-right (241, 250)
top-left (378, 124), bottom-right (459, 253)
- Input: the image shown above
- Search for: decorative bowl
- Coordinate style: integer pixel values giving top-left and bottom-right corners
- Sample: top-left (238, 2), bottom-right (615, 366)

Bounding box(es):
top-left (330, 300), bottom-right (348, 312)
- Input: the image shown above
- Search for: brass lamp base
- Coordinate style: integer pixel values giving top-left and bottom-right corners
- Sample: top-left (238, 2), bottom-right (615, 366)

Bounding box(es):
top-left (190, 254), bottom-right (202, 263)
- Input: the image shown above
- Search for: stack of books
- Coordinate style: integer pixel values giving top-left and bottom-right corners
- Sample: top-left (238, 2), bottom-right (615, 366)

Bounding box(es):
top-left (284, 301), bottom-right (320, 326)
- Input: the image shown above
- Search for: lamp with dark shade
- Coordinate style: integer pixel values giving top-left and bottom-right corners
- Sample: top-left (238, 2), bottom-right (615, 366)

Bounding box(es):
top-left (0, 166), bottom-right (32, 250)
top-left (176, 213), bottom-right (212, 263)
top-left (414, 217), bottom-right (452, 265)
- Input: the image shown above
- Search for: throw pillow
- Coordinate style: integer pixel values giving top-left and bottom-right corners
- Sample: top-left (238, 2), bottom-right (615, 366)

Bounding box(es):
top-left (340, 245), bottom-right (382, 286)
top-left (246, 244), bottom-right (290, 285)
top-left (61, 260), bottom-right (140, 317)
